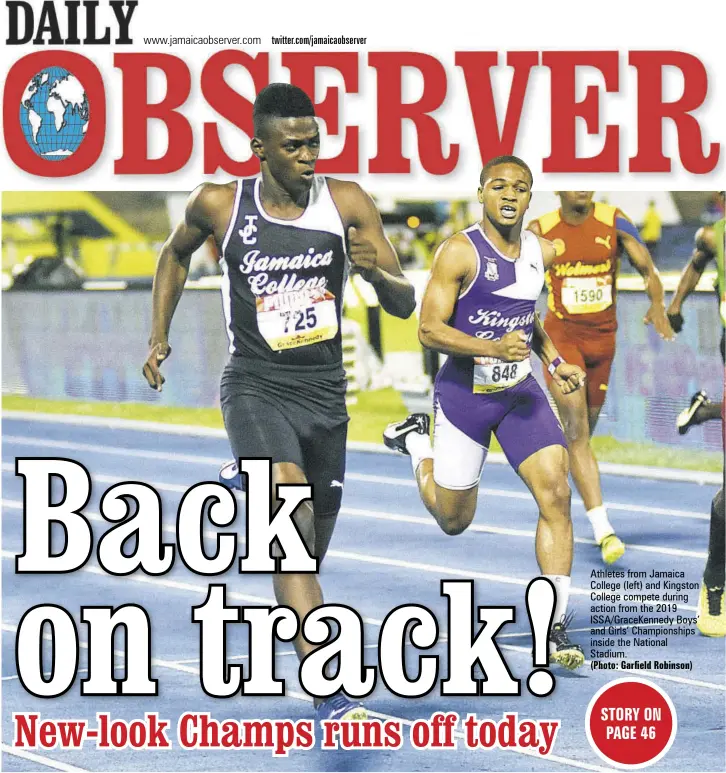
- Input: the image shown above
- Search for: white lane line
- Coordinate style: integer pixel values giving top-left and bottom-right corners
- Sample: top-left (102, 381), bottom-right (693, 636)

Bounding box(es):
top-left (2, 552), bottom-right (714, 692)
top-left (1, 465), bottom-right (706, 559)
top-left (492, 640), bottom-right (723, 691)
top-left (2, 464), bottom-right (190, 494)
top-left (0, 618), bottom-right (605, 772)
top-left (0, 622), bottom-right (609, 773)
top-left (340, 506), bottom-right (707, 559)
top-left (1, 439), bottom-right (709, 522)
top-left (5, 410), bottom-right (721, 486)
top-left (1, 745), bottom-right (90, 772)
top-left (0, 538), bottom-right (382, 626)
top-left (0, 622), bottom-right (200, 677)
top-left (346, 472), bottom-right (711, 521)
top-left (0, 501), bottom-right (700, 613)
top-left (3, 667), bottom-right (90, 682)
top-left (3, 435), bottom-right (222, 467)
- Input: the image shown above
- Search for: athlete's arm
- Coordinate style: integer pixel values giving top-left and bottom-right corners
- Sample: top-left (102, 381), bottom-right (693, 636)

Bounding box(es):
top-left (666, 226), bottom-right (715, 333)
top-left (526, 219), bottom-right (543, 237)
top-left (418, 234), bottom-right (529, 361)
top-left (531, 314), bottom-right (584, 394)
top-left (328, 180), bottom-right (415, 319)
top-left (536, 235), bottom-right (557, 271)
top-left (142, 184), bottom-right (218, 391)
top-left (619, 224), bottom-right (675, 341)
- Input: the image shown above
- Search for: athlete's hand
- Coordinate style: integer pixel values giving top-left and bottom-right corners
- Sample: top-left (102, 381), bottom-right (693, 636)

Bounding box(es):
top-left (666, 303), bottom-right (684, 334)
top-left (348, 226), bottom-right (379, 282)
top-left (553, 363), bottom-right (586, 395)
top-left (644, 304), bottom-right (676, 341)
top-left (494, 331), bottom-right (530, 362)
top-left (142, 342), bottom-right (171, 392)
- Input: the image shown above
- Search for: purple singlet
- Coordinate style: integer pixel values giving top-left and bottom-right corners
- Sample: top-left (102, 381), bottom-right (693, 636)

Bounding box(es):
top-left (434, 224), bottom-right (566, 470)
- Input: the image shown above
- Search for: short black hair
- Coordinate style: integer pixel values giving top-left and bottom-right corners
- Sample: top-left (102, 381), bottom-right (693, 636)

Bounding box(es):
top-left (253, 83), bottom-right (315, 136)
top-left (479, 155), bottom-right (533, 187)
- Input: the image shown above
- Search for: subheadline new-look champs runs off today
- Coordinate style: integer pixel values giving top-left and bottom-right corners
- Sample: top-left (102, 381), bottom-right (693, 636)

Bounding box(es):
top-left (1, 1), bottom-right (725, 771)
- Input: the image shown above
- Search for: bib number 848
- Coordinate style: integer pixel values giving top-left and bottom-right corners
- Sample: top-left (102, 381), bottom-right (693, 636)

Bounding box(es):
top-left (491, 363), bottom-right (518, 383)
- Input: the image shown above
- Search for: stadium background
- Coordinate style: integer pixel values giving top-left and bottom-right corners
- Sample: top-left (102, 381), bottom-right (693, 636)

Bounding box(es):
top-left (2, 190), bottom-right (724, 469)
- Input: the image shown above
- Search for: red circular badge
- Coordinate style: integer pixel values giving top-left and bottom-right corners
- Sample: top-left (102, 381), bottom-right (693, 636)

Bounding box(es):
top-left (586, 678), bottom-right (677, 769)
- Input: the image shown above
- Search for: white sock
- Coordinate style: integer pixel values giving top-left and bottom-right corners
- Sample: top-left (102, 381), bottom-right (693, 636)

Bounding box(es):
top-left (544, 574), bottom-right (571, 626)
top-left (587, 505), bottom-right (615, 544)
top-left (404, 431), bottom-right (433, 474)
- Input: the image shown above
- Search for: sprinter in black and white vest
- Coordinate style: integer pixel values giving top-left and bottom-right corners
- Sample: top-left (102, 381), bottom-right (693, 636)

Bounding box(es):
top-left (143, 84), bottom-right (415, 721)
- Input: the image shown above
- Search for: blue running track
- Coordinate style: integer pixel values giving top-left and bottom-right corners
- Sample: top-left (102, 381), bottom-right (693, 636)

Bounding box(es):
top-left (2, 415), bottom-right (724, 772)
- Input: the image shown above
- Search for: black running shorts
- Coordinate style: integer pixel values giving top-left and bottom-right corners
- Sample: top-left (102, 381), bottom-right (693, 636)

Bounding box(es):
top-left (220, 356), bottom-right (349, 517)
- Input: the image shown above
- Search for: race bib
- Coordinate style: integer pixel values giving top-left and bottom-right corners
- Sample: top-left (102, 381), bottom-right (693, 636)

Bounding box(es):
top-left (256, 288), bottom-right (338, 351)
top-left (472, 356), bottom-right (532, 394)
top-left (561, 276), bottom-right (613, 314)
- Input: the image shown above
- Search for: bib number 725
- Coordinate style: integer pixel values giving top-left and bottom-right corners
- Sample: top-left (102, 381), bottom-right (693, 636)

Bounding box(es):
top-left (284, 306), bottom-right (317, 333)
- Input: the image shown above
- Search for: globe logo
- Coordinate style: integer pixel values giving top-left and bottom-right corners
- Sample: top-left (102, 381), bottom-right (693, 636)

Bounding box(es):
top-left (19, 67), bottom-right (89, 161)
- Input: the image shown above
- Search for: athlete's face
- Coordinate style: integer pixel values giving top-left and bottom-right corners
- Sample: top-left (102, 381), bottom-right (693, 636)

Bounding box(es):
top-left (252, 116), bottom-right (321, 196)
top-left (558, 191), bottom-right (594, 211)
top-left (478, 164), bottom-right (532, 227)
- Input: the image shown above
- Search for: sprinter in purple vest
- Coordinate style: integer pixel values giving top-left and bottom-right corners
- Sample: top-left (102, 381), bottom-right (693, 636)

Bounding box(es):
top-left (385, 156), bottom-right (587, 670)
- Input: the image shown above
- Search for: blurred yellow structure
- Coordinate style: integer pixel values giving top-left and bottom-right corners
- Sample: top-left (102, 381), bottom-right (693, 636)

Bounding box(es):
top-left (2, 191), bottom-right (158, 278)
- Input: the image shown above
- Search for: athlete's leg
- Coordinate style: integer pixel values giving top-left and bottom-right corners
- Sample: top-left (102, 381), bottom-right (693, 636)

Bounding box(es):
top-left (269, 461), bottom-right (326, 661)
top-left (543, 325), bottom-right (602, 503)
top-left (700, 403), bottom-right (725, 422)
top-left (581, 340), bottom-right (626, 562)
top-left (414, 457), bottom-right (479, 536)
top-left (303, 419), bottom-right (348, 562)
top-left (548, 375), bottom-right (601, 511)
top-left (698, 487), bottom-right (725, 636)
top-left (220, 388), bottom-right (325, 662)
top-left (679, 396), bottom-right (723, 429)
top-left (548, 373), bottom-right (621, 562)
top-left (546, 330), bottom-right (622, 562)
top-left (497, 378), bottom-right (584, 669)
top-left (518, 444), bottom-right (573, 575)
top-left (517, 448), bottom-right (583, 669)
top-left (587, 405), bottom-right (604, 434)
top-left (385, 405), bottom-right (487, 535)
top-left (678, 334), bottom-right (725, 432)
top-left (272, 417), bottom-right (368, 718)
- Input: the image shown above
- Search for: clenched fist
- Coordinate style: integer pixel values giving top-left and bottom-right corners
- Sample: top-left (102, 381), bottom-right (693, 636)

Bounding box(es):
top-left (348, 226), bottom-right (379, 281)
top-left (552, 362), bottom-right (586, 395)
top-left (493, 331), bottom-right (530, 362)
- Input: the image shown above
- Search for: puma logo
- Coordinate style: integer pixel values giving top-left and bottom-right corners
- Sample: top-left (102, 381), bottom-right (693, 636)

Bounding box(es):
top-left (330, 480), bottom-right (344, 489)
top-left (595, 235), bottom-right (612, 250)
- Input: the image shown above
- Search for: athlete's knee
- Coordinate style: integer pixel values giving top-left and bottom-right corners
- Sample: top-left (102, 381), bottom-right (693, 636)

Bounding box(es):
top-left (438, 514), bottom-right (472, 537)
top-left (271, 463), bottom-right (316, 553)
top-left (541, 479), bottom-right (571, 516)
top-left (294, 503), bottom-right (317, 551)
top-left (434, 495), bottom-right (476, 536)
top-left (272, 507), bottom-right (316, 559)
top-left (534, 463), bottom-right (571, 518)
